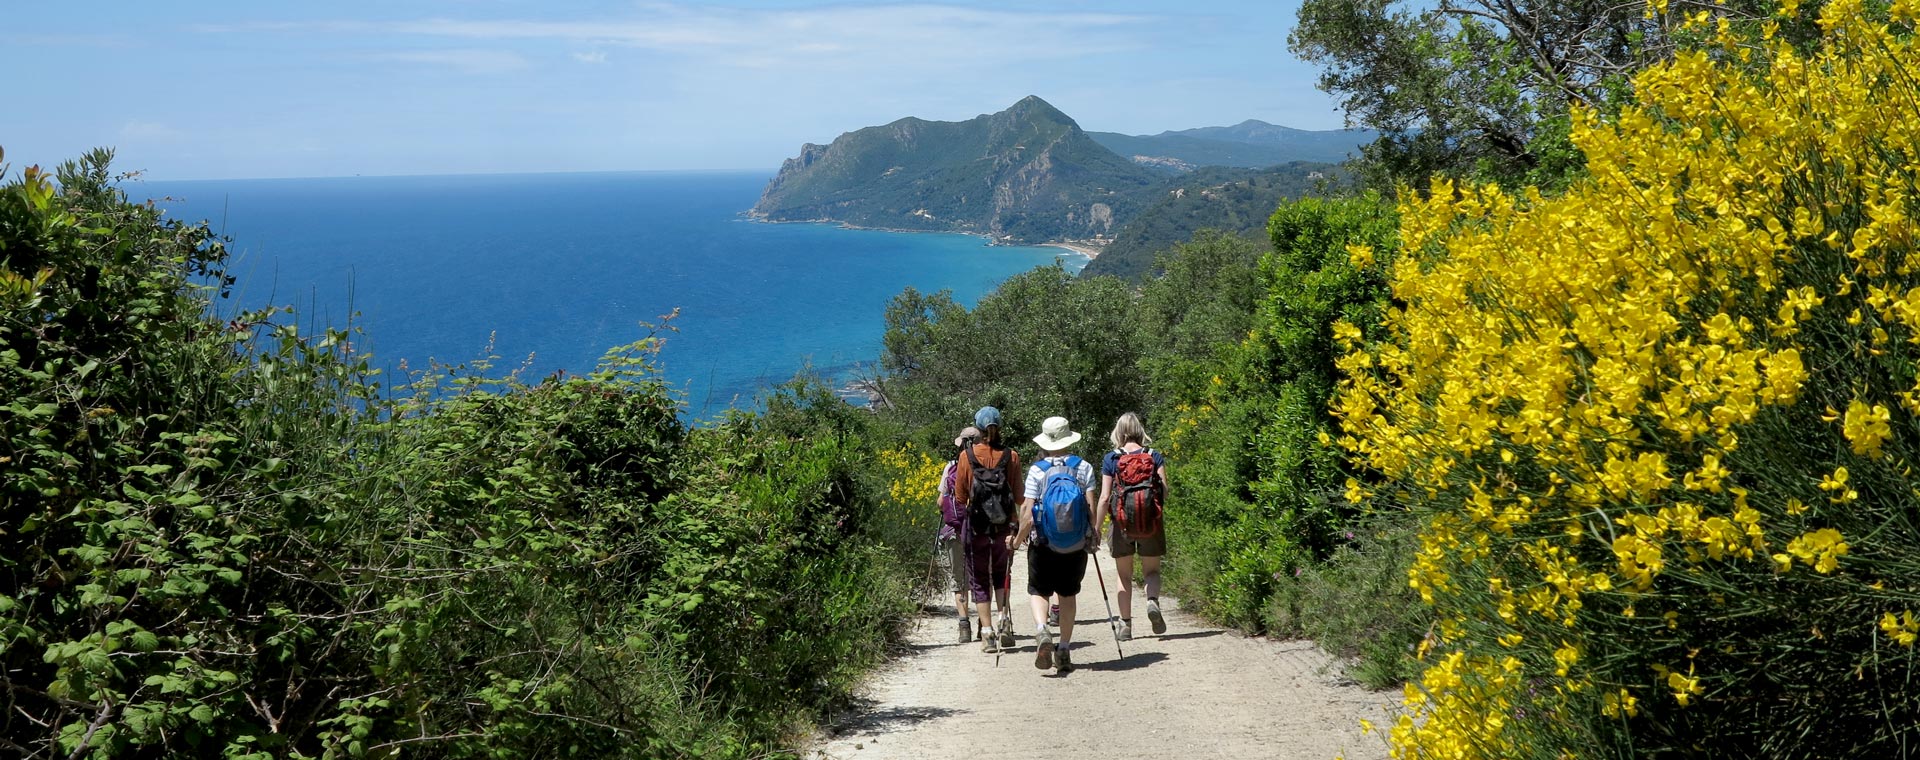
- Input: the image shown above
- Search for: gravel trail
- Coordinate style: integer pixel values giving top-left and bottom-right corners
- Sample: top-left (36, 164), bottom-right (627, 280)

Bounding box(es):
top-left (813, 545), bottom-right (1399, 760)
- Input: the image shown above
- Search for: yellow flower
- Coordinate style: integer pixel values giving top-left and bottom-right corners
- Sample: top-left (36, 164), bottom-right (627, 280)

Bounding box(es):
top-left (1841, 400), bottom-right (1894, 457)
top-left (1879, 611), bottom-right (1919, 647)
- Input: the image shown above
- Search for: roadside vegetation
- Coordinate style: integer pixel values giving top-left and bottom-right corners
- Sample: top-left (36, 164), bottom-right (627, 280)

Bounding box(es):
top-left (1, 150), bottom-right (931, 758)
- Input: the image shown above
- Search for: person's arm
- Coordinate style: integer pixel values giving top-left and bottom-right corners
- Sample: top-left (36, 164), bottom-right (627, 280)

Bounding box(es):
top-left (1011, 496), bottom-right (1035, 550)
top-left (1157, 462), bottom-right (1170, 507)
top-left (1093, 472), bottom-right (1113, 544)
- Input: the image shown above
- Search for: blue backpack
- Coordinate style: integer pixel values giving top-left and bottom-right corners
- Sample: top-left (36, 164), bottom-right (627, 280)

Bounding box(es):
top-left (1034, 456), bottom-right (1091, 553)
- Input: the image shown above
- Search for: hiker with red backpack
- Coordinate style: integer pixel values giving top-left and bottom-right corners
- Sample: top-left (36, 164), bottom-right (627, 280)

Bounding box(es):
top-left (1094, 412), bottom-right (1169, 640)
top-left (952, 407), bottom-right (1022, 652)
top-left (936, 425), bottom-right (982, 644)
top-left (1009, 416), bottom-right (1099, 673)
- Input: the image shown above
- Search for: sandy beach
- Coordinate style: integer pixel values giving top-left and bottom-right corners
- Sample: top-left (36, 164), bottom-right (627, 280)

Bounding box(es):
top-left (1041, 241), bottom-right (1104, 259)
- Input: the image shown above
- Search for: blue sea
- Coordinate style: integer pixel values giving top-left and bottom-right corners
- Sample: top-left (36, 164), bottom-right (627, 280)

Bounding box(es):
top-left (133, 171), bottom-right (1081, 417)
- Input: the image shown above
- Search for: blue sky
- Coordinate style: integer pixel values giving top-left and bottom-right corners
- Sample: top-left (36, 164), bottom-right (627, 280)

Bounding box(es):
top-left (6, 1), bottom-right (1341, 180)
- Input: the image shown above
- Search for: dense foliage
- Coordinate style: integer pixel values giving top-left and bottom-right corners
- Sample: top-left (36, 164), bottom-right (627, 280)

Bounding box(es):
top-left (1140, 199), bottom-right (1426, 684)
top-left (1336, 4), bottom-right (1920, 755)
top-left (875, 265), bottom-right (1148, 449)
top-left (1081, 164), bottom-right (1338, 282)
top-left (0, 151), bottom-right (926, 759)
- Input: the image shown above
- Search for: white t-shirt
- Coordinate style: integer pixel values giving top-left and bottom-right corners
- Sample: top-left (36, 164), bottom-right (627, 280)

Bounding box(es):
top-left (1024, 455), bottom-right (1097, 500)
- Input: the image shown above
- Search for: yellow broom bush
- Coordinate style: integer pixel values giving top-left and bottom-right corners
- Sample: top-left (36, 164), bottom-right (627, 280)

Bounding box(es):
top-left (1336, 1), bottom-right (1920, 755)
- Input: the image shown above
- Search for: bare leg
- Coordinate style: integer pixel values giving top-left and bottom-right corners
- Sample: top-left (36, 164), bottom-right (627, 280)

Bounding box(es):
top-left (1141, 555), bottom-right (1162, 600)
top-left (1057, 595), bottom-right (1078, 646)
top-left (1114, 554), bottom-right (1136, 621)
top-left (1028, 592), bottom-right (1052, 632)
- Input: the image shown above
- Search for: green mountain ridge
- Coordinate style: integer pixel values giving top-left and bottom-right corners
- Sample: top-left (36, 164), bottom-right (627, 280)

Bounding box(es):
top-left (1082, 162), bottom-right (1342, 281)
top-left (1087, 121), bottom-right (1376, 169)
top-left (751, 96), bottom-right (1160, 244)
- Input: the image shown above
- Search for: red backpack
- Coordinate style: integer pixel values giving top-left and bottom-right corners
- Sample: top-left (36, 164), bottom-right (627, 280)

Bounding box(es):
top-left (1111, 449), bottom-right (1164, 539)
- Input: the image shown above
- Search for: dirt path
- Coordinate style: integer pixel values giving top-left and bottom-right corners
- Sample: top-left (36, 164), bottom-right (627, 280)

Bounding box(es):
top-left (813, 545), bottom-right (1400, 760)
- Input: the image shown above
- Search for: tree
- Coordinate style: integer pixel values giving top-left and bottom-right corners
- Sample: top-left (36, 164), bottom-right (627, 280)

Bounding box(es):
top-left (1289, 0), bottom-right (1802, 186)
top-left (876, 266), bottom-right (1149, 451)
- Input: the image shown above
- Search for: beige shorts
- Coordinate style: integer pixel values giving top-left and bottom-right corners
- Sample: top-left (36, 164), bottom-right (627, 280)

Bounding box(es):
top-left (1107, 523), bottom-right (1167, 558)
top-left (939, 534), bottom-right (967, 593)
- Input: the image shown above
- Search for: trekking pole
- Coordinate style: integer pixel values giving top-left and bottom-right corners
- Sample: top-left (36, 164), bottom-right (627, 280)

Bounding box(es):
top-left (994, 535), bottom-right (1014, 668)
top-left (1090, 541), bottom-right (1125, 660)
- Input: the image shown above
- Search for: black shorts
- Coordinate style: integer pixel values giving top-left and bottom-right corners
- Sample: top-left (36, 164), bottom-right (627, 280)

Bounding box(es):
top-left (1027, 544), bottom-right (1089, 598)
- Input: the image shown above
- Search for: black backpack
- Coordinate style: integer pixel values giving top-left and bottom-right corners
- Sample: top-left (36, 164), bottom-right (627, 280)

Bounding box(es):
top-left (964, 445), bottom-right (1015, 530)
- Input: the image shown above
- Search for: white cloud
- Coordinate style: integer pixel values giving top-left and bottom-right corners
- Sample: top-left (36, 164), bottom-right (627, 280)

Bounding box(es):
top-left (571, 50), bottom-right (608, 64)
top-left (197, 4), bottom-right (1153, 71)
top-left (365, 48), bottom-right (529, 74)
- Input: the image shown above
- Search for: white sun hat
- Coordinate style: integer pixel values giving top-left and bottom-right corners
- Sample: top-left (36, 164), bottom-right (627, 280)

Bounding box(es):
top-left (1031, 416), bottom-right (1082, 451)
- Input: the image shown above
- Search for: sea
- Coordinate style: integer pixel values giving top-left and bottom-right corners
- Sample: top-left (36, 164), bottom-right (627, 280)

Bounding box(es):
top-left (132, 171), bottom-right (1083, 418)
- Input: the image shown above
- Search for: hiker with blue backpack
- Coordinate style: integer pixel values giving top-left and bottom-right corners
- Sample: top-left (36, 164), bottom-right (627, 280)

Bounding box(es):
top-left (1009, 416), bottom-right (1099, 673)
top-left (936, 425), bottom-right (983, 644)
top-left (953, 407), bottom-right (1022, 652)
top-left (1094, 412), bottom-right (1169, 640)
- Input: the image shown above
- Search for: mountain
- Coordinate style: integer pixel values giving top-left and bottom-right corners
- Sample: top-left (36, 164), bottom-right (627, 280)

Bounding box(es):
top-left (1080, 162), bottom-right (1343, 281)
top-left (1087, 121), bottom-right (1376, 170)
top-left (752, 96), bottom-right (1162, 244)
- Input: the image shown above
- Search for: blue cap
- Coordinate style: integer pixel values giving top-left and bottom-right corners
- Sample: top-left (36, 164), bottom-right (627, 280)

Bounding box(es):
top-left (974, 406), bottom-right (1002, 429)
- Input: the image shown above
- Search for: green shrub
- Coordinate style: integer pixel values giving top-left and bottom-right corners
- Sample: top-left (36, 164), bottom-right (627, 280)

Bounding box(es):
top-left (1150, 195), bottom-right (1404, 641)
top-left (1265, 517), bottom-right (1427, 688)
top-left (876, 264), bottom-right (1148, 449)
top-left (0, 151), bottom-right (921, 759)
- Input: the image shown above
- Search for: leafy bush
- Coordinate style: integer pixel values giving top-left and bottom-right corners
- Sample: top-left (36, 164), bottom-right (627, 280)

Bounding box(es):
top-left (1151, 197), bottom-right (1406, 640)
top-left (876, 264), bottom-right (1148, 449)
top-left (1265, 516), bottom-right (1426, 689)
top-left (1336, 5), bottom-right (1920, 755)
top-left (1, 150), bottom-right (922, 758)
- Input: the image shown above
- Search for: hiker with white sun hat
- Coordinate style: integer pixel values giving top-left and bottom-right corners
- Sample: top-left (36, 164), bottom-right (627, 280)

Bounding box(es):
top-left (1008, 415), bottom-right (1100, 673)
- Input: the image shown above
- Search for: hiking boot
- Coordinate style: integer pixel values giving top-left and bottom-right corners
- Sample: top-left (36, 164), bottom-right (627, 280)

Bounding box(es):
top-left (1034, 627), bottom-right (1055, 670)
top-left (1054, 647), bottom-right (1073, 673)
top-left (983, 632), bottom-right (999, 653)
top-left (1047, 604), bottom-right (1060, 628)
top-left (1117, 619), bottom-right (1133, 641)
top-left (1147, 599), bottom-right (1167, 635)
top-left (998, 615), bottom-right (1016, 650)
top-left (957, 617), bottom-right (972, 644)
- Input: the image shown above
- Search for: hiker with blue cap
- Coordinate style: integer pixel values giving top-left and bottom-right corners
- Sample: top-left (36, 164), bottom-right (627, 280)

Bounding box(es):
top-left (951, 406), bottom-right (1022, 651)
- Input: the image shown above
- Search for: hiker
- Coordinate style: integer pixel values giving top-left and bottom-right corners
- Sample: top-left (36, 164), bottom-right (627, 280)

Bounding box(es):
top-left (1094, 412), bottom-right (1169, 640)
top-left (1010, 416), bottom-right (1098, 673)
top-left (936, 426), bottom-right (981, 643)
top-left (952, 407), bottom-right (1021, 652)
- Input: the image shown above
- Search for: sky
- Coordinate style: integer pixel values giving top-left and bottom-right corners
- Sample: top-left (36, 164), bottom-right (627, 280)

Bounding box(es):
top-left (5, 1), bottom-right (1344, 180)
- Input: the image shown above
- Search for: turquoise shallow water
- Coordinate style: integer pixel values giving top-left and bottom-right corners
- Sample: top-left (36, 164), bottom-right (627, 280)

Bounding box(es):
top-left (134, 171), bottom-right (1080, 416)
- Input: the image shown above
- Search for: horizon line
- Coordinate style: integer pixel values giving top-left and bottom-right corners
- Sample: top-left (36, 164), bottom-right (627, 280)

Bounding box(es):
top-left (124, 166), bottom-right (783, 183)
